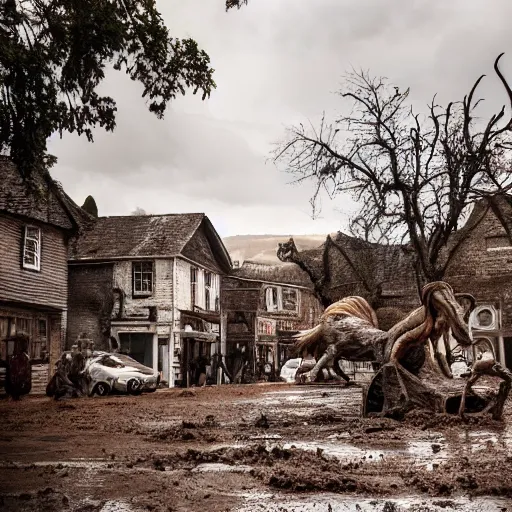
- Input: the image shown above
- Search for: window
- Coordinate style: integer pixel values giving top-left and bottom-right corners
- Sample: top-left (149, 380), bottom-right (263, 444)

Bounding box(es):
top-left (190, 267), bottom-right (198, 308)
top-left (470, 305), bottom-right (498, 330)
top-left (132, 261), bottom-right (154, 295)
top-left (32, 318), bottom-right (47, 360)
top-left (282, 288), bottom-right (298, 312)
top-left (265, 286), bottom-right (298, 313)
top-left (265, 287), bottom-right (279, 312)
top-left (205, 271), bottom-right (212, 311)
top-left (23, 226), bottom-right (41, 271)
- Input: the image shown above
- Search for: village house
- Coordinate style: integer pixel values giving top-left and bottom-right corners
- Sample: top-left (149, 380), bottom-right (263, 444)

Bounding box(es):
top-left (67, 213), bottom-right (232, 388)
top-left (444, 196), bottom-right (512, 369)
top-left (0, 157), bottom-right (92, 393)
top-left (220, 260), bottom-right (323, 381)
top-left (281, 196), bottom-right (512, 370)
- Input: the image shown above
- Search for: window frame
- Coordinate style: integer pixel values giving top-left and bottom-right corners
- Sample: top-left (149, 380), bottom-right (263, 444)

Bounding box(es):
top-left (282, 287), bottom-right (298, 312)
top-left (205, 271), bottom-right (212, 311)
top-left (265, 286), bottom-right (299, 313)
top-left (22, 225), bottom-right (41, 271)
top-left (190, 267), bottom-right (198, 308)
top-left (132, 261), bottom-right (154, 297)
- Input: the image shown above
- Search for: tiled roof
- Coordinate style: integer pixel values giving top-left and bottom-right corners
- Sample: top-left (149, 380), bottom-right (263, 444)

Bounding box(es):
top-left (70, 213), bottom-right (206, 260)
top-left (230, 260), bottom-right (314, 288)
top-left (0, 156), bottom-right (92, 230)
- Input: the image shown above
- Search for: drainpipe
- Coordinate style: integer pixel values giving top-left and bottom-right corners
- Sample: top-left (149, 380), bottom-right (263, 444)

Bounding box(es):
top-left (170, 257), bottom-right (177, 388)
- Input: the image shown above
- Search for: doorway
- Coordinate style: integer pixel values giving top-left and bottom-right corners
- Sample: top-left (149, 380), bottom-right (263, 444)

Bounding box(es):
top-left (119, 333), bottom-right (153, 368)
top-left (504, 337), bottom-right (512, 370)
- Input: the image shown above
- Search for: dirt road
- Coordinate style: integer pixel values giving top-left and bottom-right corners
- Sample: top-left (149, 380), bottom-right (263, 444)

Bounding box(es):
top-left (0, 383), bottom-right (511, 511)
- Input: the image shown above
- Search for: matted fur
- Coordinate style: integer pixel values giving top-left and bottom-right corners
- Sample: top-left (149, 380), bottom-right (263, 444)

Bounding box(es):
top-left (295, 282), bottom-right (472, 362)
top-left (294, 296), bottom-right (378, 353)
top-left (321, 296), bottom-right (379, 328)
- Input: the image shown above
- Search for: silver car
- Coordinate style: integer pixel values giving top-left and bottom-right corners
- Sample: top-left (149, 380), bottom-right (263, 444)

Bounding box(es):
top-left (86, 352), bottom-right (160, 396)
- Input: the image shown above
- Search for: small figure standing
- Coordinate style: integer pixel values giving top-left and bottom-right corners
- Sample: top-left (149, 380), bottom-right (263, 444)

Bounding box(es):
top-left (4, 335), bottom-right (32, 400)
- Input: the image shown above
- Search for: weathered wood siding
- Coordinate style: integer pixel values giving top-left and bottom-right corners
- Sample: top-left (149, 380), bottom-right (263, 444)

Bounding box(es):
top-left (182, 224), bottom-right (223, 273)
top-left (0, 213), bottom-right (68, 310)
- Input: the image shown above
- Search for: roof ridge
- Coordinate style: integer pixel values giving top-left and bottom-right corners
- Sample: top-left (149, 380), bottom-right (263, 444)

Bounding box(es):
top-left (97, 212), bottom-right (205, 220)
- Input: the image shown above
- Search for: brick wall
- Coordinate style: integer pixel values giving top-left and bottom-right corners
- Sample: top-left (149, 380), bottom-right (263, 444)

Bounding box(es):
top-left (112, 259), bottom-right (174, 324)
top-left (49, 311), bottom-right (63, 370)
top-left (445, 206), bottom-right (512, 328)
top-left (315, 204), bottom-right (512, 330)
top-left (221, 276), bottom-right (260, 312)
top-left (67, 263), bottom-right (114, 349)
top-left (222, 275), bottom-right (323, 331)
top-left (258, 286), bottom-right (323, 331)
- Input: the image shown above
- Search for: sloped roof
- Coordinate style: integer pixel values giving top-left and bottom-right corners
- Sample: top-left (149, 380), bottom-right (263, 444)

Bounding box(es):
top-left (69, 213), bottom-right (233, 273)
top-left (0, 156), bottom-right (91, 230)
top-left (298, 231), bottom-right (412, 285)
top-left (230, 260), bottom-right (314, 289)
top-left (70, 213), bottom-right (206, 260)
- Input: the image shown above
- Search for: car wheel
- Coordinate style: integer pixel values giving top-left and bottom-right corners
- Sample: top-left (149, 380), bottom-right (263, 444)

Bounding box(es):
top-left (127, 378), bottom-right (142, 395)
top-left (93, 382), bottom-right (110, 397)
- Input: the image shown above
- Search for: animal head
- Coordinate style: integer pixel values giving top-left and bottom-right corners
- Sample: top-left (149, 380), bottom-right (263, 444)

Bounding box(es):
top-left (277, 238), bottom-right (299, 262)
top-left (421, 282), bottom-right (473, 347)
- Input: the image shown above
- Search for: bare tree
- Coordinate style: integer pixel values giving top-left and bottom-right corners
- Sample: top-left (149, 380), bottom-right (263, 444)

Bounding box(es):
top-left (277, 235), bottom-right (385, 309)
top-left (274, 55), bottom-right (512, 287)
top-left (225, 0), bottom-right (249, 9)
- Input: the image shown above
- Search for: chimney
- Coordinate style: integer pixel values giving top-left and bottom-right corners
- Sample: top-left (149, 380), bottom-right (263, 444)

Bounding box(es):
top-left (233, 260), bottom-right (240, 269)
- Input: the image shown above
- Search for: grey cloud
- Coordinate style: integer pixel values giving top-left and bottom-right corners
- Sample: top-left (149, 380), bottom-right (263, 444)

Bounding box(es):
top-left (49, 0), bottom-right (512, 237)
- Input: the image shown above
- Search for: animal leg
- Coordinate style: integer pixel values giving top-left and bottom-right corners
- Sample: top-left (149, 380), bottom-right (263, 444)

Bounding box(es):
top-left (458, 371), bottom-right (480, 418)
top-left (332, 356), bottom-right (351, 383)
top-left (308, 345), bottom-right (337, 383)
top-left (487, 363), bottom-right (512, 420)
top-left (437, 332), bottom-right (453, 379)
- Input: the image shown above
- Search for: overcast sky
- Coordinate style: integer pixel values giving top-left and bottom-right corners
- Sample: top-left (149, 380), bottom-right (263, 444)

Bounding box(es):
top-left (48, 0), bottom-right (512, 238)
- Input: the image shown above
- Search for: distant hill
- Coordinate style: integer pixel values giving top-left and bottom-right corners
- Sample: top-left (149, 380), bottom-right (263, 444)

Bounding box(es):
top-left (222, 234), bottom-right (327, 265)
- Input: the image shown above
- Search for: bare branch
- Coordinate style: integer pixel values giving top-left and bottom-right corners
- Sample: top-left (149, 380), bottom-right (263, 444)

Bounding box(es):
top-left (274, 56), bottom-right (512, 284)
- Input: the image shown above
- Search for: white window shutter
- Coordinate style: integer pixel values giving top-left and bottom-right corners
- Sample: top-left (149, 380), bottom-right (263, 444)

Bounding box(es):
top-left (266, 288), bottom-right (273, 311)
top-left (277, 287), bottom-right (283, 311)
top-left (197, 269), bottom-right (205, 309)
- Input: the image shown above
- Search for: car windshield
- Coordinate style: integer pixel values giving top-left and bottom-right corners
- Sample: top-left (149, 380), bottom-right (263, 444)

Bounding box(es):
top-left (98, 355), bottom-right (125, 368)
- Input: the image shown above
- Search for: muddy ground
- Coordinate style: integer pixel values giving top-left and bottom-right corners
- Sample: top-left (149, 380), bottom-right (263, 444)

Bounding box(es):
top-left (0, 382), bottom-right (511, 511)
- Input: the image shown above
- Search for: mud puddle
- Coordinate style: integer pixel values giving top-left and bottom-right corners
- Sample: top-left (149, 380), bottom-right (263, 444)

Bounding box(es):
top-left (191, 462), bottom-right (253, 473)
top-left (78, 499), bottom-right (137, 512)
top-left (274, 439), bottom-right (449, 469)
top-left (241, 386), bottom-right (364, 423)
top-left (0, 458), bottom-right (113, 470)
top-left (235, 493), bottom-right (512, 511)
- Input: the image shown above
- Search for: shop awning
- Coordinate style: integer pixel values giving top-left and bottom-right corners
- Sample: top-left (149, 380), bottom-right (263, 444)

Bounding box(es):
top-left (179, 309), bottom-right (220, 324)
top-left (178, 330), bottom-right (218, 342)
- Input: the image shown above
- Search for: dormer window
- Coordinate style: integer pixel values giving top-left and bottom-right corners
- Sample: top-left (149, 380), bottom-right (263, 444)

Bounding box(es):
top-left (22, 226), bottom-right (41, 271)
